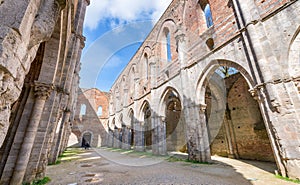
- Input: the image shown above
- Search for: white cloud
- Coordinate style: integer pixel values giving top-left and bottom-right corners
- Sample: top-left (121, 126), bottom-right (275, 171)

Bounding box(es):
top-left (84, 0), bottom-right (172, 30)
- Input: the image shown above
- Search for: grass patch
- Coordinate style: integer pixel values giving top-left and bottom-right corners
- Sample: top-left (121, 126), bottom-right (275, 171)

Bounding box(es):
top-left (48, 159), bottom-right (61, 166)
top-left (275, 175), bottom-right (300, 184)
top-left (102, 147), bottom-right (164, 158)
top-left (48, 148), bottom-right (86, 165)
top-left (58, 148), bottom-right (85, 162)
top-left (167, 156), bottom-right (211, 165)
top-left (23, 177), bottom-right (51, 185)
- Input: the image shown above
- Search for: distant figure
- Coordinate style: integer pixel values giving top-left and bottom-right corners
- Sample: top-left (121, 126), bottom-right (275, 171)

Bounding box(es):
top-left (84, 142), bottom-right (90, 150)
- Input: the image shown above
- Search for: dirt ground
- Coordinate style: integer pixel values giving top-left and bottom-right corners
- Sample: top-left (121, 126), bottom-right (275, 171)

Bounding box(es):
top-left (46, 147), bottom-right (297, 185)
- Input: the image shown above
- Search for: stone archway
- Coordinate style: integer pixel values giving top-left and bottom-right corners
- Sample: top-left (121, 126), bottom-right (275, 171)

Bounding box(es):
top-left (160, 87), bottom-right (186, 153)
top-left (196, 61), bottom-right (276, 164)
top-left (140, 101), bottom-right (152, 150)
top-left (81, 132), bottom-right (92, 147)
top-left (128, 109), bottom-right (135, 148)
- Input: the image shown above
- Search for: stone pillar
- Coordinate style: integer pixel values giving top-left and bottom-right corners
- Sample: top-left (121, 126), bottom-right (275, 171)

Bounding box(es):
top-left (134, 121), bottom-right (145, 152)
top-left (122, 127), bottom-right (131, 150)
top-left (176, 31), bottom-right (210, 161)
top-left (118, 128), bottom-right (122, 148)
top-left (10, 82), bottom-right (53, 184)
top-left (198, 104), bottom-right (211, 162)
top-left (0, 0), bottom-right (64, 147)
top-left (158, 116), bottom-right (167, 155)
top-left (113, 129), bottom-right (119, 148)
top-left (231, 0), bottom-right (300, 179)
top-left (183, 101), bottom-right (211, 162)
top-left (151, 115), bottom-right (159, 155)
top-left (107, 129), bottom-right (113, 148)
top-left (175, 30), bottom-right (186, 69)
top-left (48, 109), bottom-right (70, 164)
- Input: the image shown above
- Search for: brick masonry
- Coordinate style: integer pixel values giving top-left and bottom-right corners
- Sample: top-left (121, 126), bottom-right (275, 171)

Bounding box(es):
top-left (107, 0), bottom-right (300, 180)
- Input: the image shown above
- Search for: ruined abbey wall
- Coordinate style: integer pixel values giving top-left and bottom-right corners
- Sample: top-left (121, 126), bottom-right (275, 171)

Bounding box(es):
top-left (72, 88), bottom-right (109, 147)
top-left (107, 0), bottom-right (300, 180)
top-left (0, 0), bottom-right (88, 184)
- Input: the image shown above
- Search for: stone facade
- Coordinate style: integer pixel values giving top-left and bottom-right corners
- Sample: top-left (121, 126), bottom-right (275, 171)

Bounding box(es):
top-left (71, 88), bottom-right (110, 147)
top-left (107, 0), bottom-right (300, 180)
top-left (0, 0), bottom-right (88, 184)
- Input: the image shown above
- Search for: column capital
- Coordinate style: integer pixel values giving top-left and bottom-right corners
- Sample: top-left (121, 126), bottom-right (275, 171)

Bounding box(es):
top-left (34, 82), bottom-right (54, 100)
top-left (160, 116), bottom-right (166, 123)
top-left (199, 103), bottom-right (207, 113)
top-left (55, 0), bottom-right (67, 10)
top-left (175, 32), bottom-right (186, 43)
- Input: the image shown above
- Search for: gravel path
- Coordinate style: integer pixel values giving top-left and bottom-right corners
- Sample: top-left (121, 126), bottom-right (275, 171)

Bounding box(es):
top-left (46, 148), bottom-right (296, 185)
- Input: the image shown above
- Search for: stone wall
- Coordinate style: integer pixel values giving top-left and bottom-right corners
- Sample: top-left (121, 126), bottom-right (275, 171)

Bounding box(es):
top-left (107, 0), bottom-right (300, 180)
top-left (72, 88), bottom-right (110, 147)
top-left (209, 73), bottom-right (275, 162)
top-left (0, 0), bottom-right (88, 184)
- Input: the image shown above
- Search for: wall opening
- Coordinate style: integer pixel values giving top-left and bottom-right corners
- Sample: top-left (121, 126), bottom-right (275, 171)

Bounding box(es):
top-left (204, 4), bottom-right (213, 28)
top-left (129, 110), bottom-right (135, 148)
top-left (97, 106), bottom-right (103, 116)
top-left (166, 31), bottom-right (172, 62)
top-left (142, 102), bottom-right (152, 150)
top-left (80, 104), bottom-right (86, 116)
top-left (201, 65), bottom-right (275, 163)
top-left (81, 132), bottom-right (92, 147)
top-left (162, 89), bottom-right (187, 153)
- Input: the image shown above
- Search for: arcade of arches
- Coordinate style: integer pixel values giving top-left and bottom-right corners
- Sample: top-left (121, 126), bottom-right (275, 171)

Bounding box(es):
top-left (0, 0), bottom-right (299, 184)
top-left (106, 0), bottom-right (300, 180)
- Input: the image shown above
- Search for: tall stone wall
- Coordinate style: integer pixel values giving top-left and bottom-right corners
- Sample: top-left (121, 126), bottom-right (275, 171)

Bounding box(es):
top-left (209, 73), bottom-right (275, 162)
top-left (107, 0), bottom-right (300, 180)
top-left (71, 88), bottom-right (110, 147)
top-left (0, 0), bottom-right (88, 184)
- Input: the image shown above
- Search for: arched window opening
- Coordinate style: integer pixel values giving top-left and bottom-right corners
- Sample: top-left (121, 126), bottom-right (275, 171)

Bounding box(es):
top-left (80, 104), bottom-right (86, 116)
top-left (97, 106), bottom-right (103, 116)
top-left (166, 31), bottom-right (172, 62)
top-left (143, 53), bottom-right (149, 80)
top-left (129, 67), bottom-right (135, 101)
top-left (204, 4), bottom-right (213, 28)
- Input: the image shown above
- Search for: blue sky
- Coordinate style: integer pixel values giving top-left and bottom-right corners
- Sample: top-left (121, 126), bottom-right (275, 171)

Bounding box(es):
top-left (80, 0), bottom-right (172, 92)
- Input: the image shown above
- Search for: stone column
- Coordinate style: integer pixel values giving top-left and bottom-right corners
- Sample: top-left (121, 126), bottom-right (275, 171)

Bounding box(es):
top-left (198, 104), bottom-right (211, 162)
top-left (175, 30), bottom-right (186, 69)
top-left (122, 127), bottom-right (131, 150)
top-left (158, 116), bottom-right (167, 155)
top-left (151, 115), bottom-right (159, 155)
top-left (10, 82), bottom-right (53, 184)
top-left (55, 110), bottom-right (71, 160)
top-left (107, 129), bottom-right (113, 148)
top-left (118, 128), bottom-right (122, 148)
top-left (113, 128), bottom-right (119, 148)
top-left (134, 121), bottom-right (145, 152)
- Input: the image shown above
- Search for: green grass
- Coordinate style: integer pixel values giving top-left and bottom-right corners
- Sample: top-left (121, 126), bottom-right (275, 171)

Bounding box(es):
top-left (23, 177), bottom-right (51, 185)
top-left (275, 175), bottom-right (300, 184)
top-left (166, 156), bottom-right (211, 165)
top-left (102, 147), bottom-right (168, 159)
top-left (48, 148), bottom-right (86, 165)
